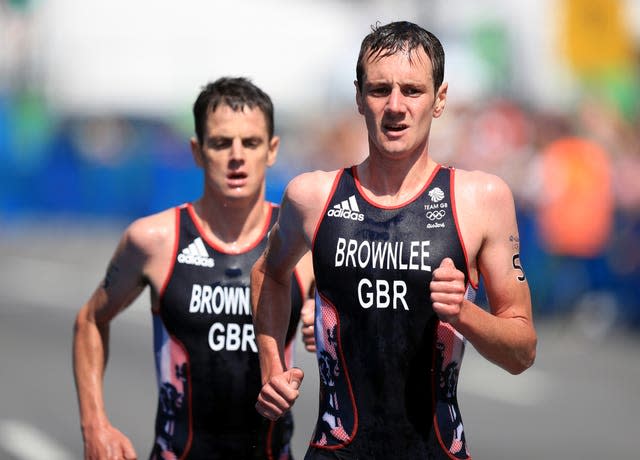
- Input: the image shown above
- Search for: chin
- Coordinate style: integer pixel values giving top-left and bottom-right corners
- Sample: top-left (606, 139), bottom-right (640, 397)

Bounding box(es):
top-left (379, 141), bottom-right (410, 155)
top-left (226, 190), bottom-right (249, 199)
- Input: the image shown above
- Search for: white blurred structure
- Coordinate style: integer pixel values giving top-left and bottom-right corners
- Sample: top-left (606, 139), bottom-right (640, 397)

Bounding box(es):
top-left (2, 0), bottom-right (637, 117)
top-left (33, 0), bottom-right (366, 116)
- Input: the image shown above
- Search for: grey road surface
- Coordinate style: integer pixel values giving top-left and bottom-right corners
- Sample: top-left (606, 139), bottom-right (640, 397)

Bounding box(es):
top-left (1, 223), bottom-right (638, 459)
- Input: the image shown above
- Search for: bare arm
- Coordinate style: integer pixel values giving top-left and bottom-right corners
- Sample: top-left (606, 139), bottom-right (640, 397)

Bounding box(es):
top-left (72, 217), bottom-right (162, 459)
top-left (252, 171), bottom-right (331, 419)
top-left (431, 174), bottom-right (537, 374)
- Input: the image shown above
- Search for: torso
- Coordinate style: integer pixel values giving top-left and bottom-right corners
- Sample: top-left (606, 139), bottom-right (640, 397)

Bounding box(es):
top-left (150, 203), bottom-right (303, 460)
top-left (309, 165), bottom-right (476, 459)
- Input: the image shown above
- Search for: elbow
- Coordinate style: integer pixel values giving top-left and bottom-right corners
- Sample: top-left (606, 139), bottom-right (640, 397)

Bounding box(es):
top-left (508, 352), bottom-right (535, 375)
top-left (73, 304), bottom-right (107, 337)
top-left (73, 307), bottom-right (88, 336)
top-left (508, 334), bottom-right (537, 375)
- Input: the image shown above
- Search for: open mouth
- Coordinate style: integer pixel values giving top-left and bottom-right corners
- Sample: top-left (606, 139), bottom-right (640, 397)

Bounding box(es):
top-left (384, 123), bottom-right (408, 133)
top-left (228, 172), bottom-right (247, 180)
top-left (227, 172), bottom-right (248, 187)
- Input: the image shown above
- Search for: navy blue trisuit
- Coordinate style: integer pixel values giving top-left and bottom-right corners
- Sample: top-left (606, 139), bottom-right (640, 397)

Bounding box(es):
top-left (307, 165), bottom-right (477, 460)
top-left (150, 203), bottom-right (304, 460)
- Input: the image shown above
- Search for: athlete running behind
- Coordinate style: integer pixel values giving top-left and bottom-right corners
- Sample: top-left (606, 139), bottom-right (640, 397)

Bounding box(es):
top-left (73, 77), bottom-right (315, 460)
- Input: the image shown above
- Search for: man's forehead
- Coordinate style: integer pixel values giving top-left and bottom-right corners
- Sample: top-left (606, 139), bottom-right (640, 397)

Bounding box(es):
top-left (366, 44), bottom-right (429, 66)
top-left (209, 102), bottom-right (256, 115)
top-left (207, 103), bottom-right (265, 119)
top-left (363, 47), bottom-right (433, 82)
top-left (205, 105), bottom-right (268, 133)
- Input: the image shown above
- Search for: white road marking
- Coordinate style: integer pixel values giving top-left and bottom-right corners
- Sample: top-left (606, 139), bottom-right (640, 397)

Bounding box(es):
top-left (0, 419), bottom-right (74, 460)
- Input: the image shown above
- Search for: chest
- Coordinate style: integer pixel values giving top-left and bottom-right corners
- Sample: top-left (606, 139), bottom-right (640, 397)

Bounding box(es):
top-left (313, 168), bottom-right (468, 314)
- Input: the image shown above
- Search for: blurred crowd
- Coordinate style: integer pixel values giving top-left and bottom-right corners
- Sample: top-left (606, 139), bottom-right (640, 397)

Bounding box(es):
top-left (440, 96), bottom-right (640, 332)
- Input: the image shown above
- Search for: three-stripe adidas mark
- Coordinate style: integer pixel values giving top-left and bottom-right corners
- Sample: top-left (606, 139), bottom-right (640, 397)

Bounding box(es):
top-left (326, 195), bottom-right (364, 221)
top-left (177, 237), bottom-right (215, 267)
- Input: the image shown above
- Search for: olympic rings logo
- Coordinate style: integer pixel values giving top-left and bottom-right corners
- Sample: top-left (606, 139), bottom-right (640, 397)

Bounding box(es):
top-left (425, 210), bottom-right (445, 221)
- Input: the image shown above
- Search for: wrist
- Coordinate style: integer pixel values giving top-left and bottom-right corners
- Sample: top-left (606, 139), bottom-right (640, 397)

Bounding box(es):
top-left (80, 416), bottom-right (110, 435)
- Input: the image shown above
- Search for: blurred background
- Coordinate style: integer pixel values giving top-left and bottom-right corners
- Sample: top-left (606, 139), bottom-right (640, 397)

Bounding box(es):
top-left (1, 0), bottom-right (639, 459)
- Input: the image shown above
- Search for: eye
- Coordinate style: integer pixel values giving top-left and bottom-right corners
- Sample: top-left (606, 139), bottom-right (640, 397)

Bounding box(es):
top-left (209, 137), bottom-right (231, 150)
top-left (402, 86), bottom-right (423, 97)
top-left (243, 137), bottom-right (263, 149)
top-left (368, 85), bottom-right (390, 97)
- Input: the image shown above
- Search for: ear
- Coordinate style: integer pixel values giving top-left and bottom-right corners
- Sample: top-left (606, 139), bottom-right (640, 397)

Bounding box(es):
top-left (190, 137), bottom-right (204, 168)
top-left (266, 135), bottom-right (280, 167)
top-left (433, 82), bottom-right (448, 118)
top-left (354, 80), bottom-right (365, 115)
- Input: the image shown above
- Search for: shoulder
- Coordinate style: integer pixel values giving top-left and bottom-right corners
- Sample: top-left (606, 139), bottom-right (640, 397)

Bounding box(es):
top-left (123, 207), bottom-right (178, 257)
top-left (285, 169), bottom-right (342, 206)
top-left (454, 168), bottom-right (515, 210)
top-left (278, 169), bottom-right (342, 246)
top-left (286, 169), bottom-right (343, 197)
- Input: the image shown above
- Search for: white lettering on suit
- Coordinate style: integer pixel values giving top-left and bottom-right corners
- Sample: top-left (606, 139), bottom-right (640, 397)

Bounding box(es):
top-left (188, 284), bottom-right (257, 352)
top-left (335, 238), bottom-right (431, 310)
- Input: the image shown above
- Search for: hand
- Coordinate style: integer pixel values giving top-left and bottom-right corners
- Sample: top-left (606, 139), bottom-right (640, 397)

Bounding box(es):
top-left (430, 258), bottom-right (466, 325)
top-left (255, 367), bottom-right (304, 421)
top-left (82, 422), bottom-right (137, 460)
top-left (300, 298), bottom-right (316, 352)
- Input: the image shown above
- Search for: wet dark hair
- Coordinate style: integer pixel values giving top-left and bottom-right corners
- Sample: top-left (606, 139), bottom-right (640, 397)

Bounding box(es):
top-left (356, 21), bottom-right (445, 92)
top-left (192, 76), bottom-right (274, 144)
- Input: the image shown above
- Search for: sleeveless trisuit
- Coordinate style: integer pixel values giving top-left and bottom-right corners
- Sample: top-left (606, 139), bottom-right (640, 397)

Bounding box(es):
top-left (308, 166), bottom-right (477, 460)
top-left (151, 203), bottom-right (303, 460)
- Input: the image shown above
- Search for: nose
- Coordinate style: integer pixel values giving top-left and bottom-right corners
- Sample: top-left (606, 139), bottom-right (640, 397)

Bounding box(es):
top-left (385, 87), bottom-right (404, 114)
top-left (229, 138), bottom-right (244, 161)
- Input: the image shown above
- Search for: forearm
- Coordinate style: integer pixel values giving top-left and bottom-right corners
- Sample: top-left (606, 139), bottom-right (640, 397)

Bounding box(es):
top-left (454, 299), bottom-right (537, 374)
top-left (73, 307), bottom-right (111, 431)
top-left (251, 257), bottom-right (293, 384)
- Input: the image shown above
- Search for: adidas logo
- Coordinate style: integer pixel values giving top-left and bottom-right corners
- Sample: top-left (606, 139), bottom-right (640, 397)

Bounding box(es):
top-left (177, 237), bottom-right (215, 267)
top-left (327, 195), bottom-right (364, 221)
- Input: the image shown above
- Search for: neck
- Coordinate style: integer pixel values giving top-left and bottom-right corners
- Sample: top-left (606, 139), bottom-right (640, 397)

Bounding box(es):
top-left (357, 152), bottom-right (438, 205)
top-left (192, 193), bottom-right (269, 253)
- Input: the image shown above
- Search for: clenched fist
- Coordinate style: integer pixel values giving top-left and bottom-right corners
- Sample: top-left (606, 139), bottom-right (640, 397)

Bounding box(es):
top-left (430, 257), bottom-right (466, 324)
top-left (255, 368), bottom-right (304, 421)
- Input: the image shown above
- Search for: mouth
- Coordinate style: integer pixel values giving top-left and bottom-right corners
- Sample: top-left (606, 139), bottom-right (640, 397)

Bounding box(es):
top-left (383, 122), bottom-right (408, 134)
top-left (227, 171), bottom-right (248, 187)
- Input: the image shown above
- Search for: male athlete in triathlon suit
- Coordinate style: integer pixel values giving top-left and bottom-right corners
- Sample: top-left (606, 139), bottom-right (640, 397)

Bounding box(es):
top-left (151, 202), bottom-right (308, 459)
top-left (73, 77), bottom-right (314, 460)
top-left (251, 22), bottom-right (537, 460)
top-left (308, 165), bottom-right (473, 459)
